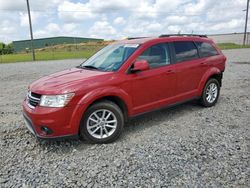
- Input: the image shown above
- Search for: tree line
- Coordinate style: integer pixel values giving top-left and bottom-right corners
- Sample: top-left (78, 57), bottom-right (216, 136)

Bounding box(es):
top-left (0, 42), bottom-right (14, 54)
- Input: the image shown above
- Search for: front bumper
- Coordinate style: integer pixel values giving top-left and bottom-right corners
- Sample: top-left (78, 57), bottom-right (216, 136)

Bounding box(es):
top-left (23, 113), bottom-right (36, 135)
top-left (22, 99), bottom-right (79, 139)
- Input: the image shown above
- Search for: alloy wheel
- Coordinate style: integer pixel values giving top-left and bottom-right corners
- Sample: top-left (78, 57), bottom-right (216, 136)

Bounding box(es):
top-left (86, 109), bottom-right (117, 139)
top-left (205, 83), bottom-right (218, 103)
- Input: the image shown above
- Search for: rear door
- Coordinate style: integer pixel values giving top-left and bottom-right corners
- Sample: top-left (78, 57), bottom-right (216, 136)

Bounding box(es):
top-left (172, 41), bottom-right (205, 97)
top-left (195, 41), bottom-right (221, 69)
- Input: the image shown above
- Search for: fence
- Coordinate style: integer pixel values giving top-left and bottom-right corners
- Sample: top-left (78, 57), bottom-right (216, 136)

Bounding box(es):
top-left (209, 33), bottom-right (250, 45)
top-left (0, 42), bottom-right (107, 63)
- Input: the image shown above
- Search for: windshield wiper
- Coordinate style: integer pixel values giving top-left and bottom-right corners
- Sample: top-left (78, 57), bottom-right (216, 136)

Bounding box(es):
top-left (80, 65), bottom-right (99, 70)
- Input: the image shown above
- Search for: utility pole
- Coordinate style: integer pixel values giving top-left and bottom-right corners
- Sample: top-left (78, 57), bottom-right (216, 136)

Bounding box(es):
top-left (26, 0), bottom-right (36, 61)
top-left (243, 0), bottom-right (249, 46)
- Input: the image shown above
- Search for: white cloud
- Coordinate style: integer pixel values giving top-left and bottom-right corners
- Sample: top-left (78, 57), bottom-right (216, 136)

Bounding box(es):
top-left (147, 23), bottom-right (164, 32)
top-left (19, 12), bottom-right (40, 27)
top-left (184, 0), bottom-right (213, 15)
top-left (132, 1), bottom-right (157, 19)
top-left (34, 22), bottom-right (80, 39)
top-left (0, 0), bottom-right (26, 11)
top-left (0, 0), bottom-right (60, 11)
top-left (34, 23), bottom-right (61, 38)
top-left (0, 0), bottom-right (247, 42)
top-left (87, 0), bottom-right (132, 13)
top-left (57, 0), bottom-right (182, 22)
top-left (0, 20), bottom-right (20, 43)
top-left (167, 25), bottom-right (182, 33)
top-left (63, 23), bottom-right (78, 33)
top-left (131, 0), bottom-right (189, 19)
top-left (113, 17), bottom-right (126, 25)
top-left (57, 0), bottom-right (137, 23)
top-left (58, 1), bottom-right (95, 23)
top-left (154, 0), bottom-right (186, 13)
top-left (47, 23), bottom-right (61, 33)
top-left (210, 19), bottom-right (245, 32)
top-left (29, 0), bottom-right (61, 10)
top-left (89, 21), bottom-right (116, 39)
top-left (0, 0), bottom-right (61, 42)
top-left (166, 16), bottom-right (188, 25)
top-left (0, 20), bottom-right (16, 34)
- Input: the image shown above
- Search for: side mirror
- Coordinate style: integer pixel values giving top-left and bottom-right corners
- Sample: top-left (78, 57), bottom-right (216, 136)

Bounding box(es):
top-left (131, 60), bottom-right (150, 73)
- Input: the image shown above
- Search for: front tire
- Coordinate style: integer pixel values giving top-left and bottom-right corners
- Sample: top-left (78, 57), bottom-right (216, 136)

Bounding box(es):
top-left (80, 100), bottom-right (124, 143)
top-left (200, 78), bottom-right (220, 107)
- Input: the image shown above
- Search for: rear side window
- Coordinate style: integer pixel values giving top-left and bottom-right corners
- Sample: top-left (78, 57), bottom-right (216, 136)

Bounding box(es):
top-left (196, 42), bottom-right (219, 57)
top-left (173, 41), bottom-right (199, 62)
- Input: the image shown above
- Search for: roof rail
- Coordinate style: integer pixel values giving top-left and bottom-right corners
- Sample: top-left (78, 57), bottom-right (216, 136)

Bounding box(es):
top-left (159, 34), bottom-right (207, 38)
top-left (126, 37), bottom-right (148, 40)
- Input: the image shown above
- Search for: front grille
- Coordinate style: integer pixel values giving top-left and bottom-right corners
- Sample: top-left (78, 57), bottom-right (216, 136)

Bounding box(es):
top-left (27, 92), bottom-right (41, 108)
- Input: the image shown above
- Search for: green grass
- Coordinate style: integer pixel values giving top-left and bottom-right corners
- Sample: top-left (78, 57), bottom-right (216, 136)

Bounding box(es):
top-left (0, 43), bottom-right (106, 64)
top-left (217, 43), bottom-right (250, 50)
top-left (0, 51), bottom-right (96, 63)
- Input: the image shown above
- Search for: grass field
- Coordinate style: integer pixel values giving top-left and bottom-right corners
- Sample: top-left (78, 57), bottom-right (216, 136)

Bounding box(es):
top-left (0, 42), bottom-right (249, 64)
top-left (0, 51), bottom-right (96, 63)
top-left (217, 43), bottom-right (250, 50)
top-left (0, 42), bottom-right (107, 64)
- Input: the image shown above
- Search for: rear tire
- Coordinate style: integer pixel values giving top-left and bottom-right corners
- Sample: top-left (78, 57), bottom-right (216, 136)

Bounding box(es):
top-left (80, 100), bottom-right (124, 144)
top-left (200, 78), bottom-right (220, 107)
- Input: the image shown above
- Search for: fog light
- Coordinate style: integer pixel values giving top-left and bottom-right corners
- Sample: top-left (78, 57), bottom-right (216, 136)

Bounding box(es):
top-left (41, 126), bottom-right (53, 135)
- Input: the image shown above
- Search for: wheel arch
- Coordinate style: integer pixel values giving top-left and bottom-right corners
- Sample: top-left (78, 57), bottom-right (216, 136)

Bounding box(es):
top-left (87, 95), bottom-right (129, 122)
top-left (69, 87), bottom-right (132, 134)
top-left (208, 73), bottom-right (223, 87)
top-left (198, 67), bottom-right (223, 96)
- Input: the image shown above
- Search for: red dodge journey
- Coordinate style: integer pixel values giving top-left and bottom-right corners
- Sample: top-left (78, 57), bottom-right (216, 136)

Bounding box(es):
top-left (22, 34), bottom-right (226, 143)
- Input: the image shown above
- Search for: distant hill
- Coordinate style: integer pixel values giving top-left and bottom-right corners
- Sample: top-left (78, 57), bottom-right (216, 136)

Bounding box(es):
top-left (34, 41), bottom-right (111, 53)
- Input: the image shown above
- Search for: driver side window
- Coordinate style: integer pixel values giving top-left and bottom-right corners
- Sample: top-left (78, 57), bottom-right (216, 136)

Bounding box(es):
top-left (137, 43), bottom-right (170, 68)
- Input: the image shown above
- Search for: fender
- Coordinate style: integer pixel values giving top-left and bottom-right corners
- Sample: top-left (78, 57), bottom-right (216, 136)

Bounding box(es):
top-left (68, 86), bottom-right (133, 133)
top-left (197, 67), bottom-right (221, 96)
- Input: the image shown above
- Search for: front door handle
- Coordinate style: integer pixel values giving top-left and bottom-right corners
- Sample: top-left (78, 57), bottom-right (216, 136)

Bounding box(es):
top-left (165, 70), bottom-right (175, 74)
top-left (200, 62), bottom-right (207, 66)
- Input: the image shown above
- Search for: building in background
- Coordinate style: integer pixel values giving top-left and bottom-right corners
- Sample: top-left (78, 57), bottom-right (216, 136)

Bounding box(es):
top-left (209, 32), bottom-right (250, 45)
top-left (13, 36), bottom-right (104, 52)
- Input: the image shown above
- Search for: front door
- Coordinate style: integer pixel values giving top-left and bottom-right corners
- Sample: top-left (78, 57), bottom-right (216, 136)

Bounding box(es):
top-left (127, 43), bottom-right (176, 114)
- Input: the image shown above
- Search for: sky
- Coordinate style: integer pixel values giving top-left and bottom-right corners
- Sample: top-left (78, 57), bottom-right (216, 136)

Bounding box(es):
top-left (0, 0), bottom-right (248, 43)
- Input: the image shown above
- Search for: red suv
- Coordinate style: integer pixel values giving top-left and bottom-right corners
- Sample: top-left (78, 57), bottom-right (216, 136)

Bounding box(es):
top-left (22, 34), bottom-right (226, 143)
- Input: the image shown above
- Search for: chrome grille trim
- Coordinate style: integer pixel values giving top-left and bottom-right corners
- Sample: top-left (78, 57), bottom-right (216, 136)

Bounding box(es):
top-left (27, 101), bottom-right (35, 109)
top-left (27, 91), bottom-right (41, 108)
top-left (28, 93), bottom-right (40, 101)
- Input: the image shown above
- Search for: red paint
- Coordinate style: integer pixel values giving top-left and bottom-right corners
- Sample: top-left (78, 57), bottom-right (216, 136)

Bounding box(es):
top-left (22, 36), bottom-right (226, 138)
top-left (132, 60), bottom-right (150, 72)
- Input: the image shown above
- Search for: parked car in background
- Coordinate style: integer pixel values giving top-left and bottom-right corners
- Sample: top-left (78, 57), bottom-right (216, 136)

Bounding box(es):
top-left (22, 34), bottom-right (226, 143)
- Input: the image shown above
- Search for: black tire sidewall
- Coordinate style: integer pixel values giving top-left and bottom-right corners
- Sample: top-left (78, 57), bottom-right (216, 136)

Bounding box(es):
top-left (201, 78), bottom-right (220, 107)
top-left (80, 101), bottom-right (124, 143)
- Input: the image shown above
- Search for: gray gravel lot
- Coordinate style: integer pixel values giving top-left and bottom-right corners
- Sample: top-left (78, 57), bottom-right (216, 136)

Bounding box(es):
top-left (0, 49), bottom-right (250, 187)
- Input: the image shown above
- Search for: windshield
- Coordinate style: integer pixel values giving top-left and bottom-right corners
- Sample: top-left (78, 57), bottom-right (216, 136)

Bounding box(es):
top-left (80, 44), bottom-right (139, 71)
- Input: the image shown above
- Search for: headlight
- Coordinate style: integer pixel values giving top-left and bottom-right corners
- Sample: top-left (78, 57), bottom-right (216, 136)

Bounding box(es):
top-left (40, 93), bottom-right (75, 107)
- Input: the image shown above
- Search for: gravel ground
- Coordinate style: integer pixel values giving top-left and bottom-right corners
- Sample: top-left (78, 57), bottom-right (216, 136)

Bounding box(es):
top-left (0, 49), bottom-right (249, 187)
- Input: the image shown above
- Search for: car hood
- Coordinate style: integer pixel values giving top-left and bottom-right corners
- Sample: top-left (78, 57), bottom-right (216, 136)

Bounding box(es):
top-left (29, 67), bottom-right (112, 94)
